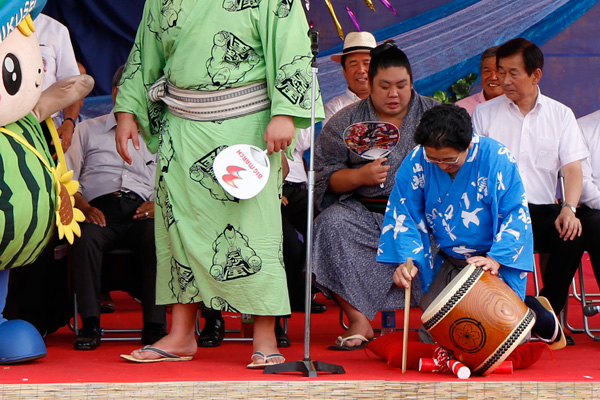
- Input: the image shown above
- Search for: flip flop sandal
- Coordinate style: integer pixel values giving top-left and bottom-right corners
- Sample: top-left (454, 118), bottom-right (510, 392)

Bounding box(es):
top-left (120, 345), bottom-right (194, 363)
top-left (327, 334), bottom-right (370, 351)
top-left (247, 351), bottom-right (286, 369)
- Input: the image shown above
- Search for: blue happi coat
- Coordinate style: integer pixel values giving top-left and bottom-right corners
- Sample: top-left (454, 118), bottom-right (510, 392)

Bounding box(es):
top-left (377, 134), bottom-right (533, 299)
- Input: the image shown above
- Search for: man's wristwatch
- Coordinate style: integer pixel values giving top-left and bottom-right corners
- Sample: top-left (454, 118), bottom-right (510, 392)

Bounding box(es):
top-left (562, 203), bottom-right (577, 214)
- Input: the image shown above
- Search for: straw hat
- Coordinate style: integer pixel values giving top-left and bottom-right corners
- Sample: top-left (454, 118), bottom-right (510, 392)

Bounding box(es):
top-left (330, 31), bottom-right (377, 63)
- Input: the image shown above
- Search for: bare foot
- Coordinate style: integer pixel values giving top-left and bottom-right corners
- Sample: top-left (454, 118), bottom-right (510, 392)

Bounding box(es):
top-left (252, 320), bottom-right (284, 365)
top-left (334, 294), bottom-right (375, 348)
top-left (252, 338), bottom-right (284, 364)
top-left (338, 320), bottom-right (374, 348)
top-left (250, 351), bottom-right (285, 366)
top-left (129, 333), bottom-right (197, 360)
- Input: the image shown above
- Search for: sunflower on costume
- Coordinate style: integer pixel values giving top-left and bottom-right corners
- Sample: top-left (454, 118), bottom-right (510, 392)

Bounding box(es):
top-left (0, 123), bottom-right (85, 246)
top-left (53, 161), bottom-right (85, 244)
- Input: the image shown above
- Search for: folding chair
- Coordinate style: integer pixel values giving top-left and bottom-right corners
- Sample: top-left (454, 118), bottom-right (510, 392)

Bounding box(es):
top-left (555, 170), bottom-right (600, 340)
top-left (562, 258), bottom-right (600, 341)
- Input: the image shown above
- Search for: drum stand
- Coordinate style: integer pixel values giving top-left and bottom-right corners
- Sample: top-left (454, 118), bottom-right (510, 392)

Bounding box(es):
top-left (264, 27), bottom-right (345, 377)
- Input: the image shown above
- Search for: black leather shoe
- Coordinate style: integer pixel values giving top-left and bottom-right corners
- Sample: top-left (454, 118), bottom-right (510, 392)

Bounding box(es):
top-left (100, 293), bottom-right (115, 314)
top-left (141, 323), bottom-right (168, 345)
top-left (275, 318), bottom-right (291, 348)
top-left (197, 317), bottom-right (225, 347)
top-left (565, 334), bottom-right (575, 346)
top-left (74, 319), bottom-right (101, 350)
top-left (311, 300), bottom-right (327, 314)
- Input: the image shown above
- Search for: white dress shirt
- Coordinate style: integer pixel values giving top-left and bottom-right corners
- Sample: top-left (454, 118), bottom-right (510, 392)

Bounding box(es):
top-left (65, 113), bottom-right (157, 202)
top-left (578, 110), bottom-right (600, 209)
top-left (473, 90), bottom-right (588, 205)
top-left (287, 89), bottom-right (362, 183)
top-left (286, 128), bottom-right (310, 183)
top-left (322, 88), bottom-right (362, 127)
top-left (34, 14), bottom-right (80, 91)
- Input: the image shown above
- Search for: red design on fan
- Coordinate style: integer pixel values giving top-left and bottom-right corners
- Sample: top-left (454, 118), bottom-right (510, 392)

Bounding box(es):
top-left (222, 166), bottom-right (245, 188)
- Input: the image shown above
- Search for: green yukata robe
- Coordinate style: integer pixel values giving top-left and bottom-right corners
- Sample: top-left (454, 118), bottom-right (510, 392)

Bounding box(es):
top-left (114, 0), bottom-right (323, 315)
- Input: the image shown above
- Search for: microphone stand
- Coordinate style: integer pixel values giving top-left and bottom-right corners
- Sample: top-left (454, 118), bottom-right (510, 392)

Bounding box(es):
top-left (264, 27), bottom-right (345, 377)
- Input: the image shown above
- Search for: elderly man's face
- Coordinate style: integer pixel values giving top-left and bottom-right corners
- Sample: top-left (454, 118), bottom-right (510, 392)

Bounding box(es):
top-left (481, 56), bottom-right (503, 100)
top-left (342, 52), bottom-right (371, 99)
top-left (370, 66), bottom-right (412, 121)
top-left (498, 53), bottom-right (540, 106)
top-left (423, 144), bottom-right (471, 178)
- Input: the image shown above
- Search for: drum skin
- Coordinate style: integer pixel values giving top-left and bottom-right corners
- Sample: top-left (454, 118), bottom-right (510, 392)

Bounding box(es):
top-left (421, 264), bottom-right (535, 375)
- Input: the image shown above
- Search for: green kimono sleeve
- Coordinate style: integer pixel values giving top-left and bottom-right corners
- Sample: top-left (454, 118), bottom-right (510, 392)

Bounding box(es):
top-left (113, 0), bottom-right (168, 153)
top-left (258, 0), bottom-right (324, 131)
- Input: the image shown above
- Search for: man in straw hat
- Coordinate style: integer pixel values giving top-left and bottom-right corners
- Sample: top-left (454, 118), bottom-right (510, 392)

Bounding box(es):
top-left (323, 31), bottom-right (377, 125)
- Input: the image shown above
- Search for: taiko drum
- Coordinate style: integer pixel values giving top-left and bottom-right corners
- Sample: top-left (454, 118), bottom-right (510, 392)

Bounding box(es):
top-left (421, 264), bottom-right (535, 375)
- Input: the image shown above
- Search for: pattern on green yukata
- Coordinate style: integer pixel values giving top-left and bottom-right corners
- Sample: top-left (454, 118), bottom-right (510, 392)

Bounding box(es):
top-left (189, 146), bottom-right (237, 203)
top-left (210, 224), bottom-right (262, 282)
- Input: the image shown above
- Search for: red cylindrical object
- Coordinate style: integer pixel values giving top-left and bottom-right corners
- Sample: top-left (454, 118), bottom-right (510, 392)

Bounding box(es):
top-left (447, 359), bottom-right (471, 379)
top-left (492, 360), bottom-right (514, 374)
top-left (419, 358), bottom-right (443, 373)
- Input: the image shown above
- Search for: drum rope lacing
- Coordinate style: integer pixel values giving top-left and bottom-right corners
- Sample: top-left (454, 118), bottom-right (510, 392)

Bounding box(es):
top-left (473, 309), bottom-right (535, 374)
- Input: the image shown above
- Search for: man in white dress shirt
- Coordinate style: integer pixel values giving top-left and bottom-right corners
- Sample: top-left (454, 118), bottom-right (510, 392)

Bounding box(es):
top-left (473, 38), bottom-right (588, 319)
top-left (577, 84), bottom-right (600, 289)
top-left (65, 66), bottom-right (166, 350)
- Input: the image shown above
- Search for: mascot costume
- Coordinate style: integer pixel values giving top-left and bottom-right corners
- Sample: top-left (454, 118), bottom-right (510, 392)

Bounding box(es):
top-left (0, 0), bottom-right (91, 364)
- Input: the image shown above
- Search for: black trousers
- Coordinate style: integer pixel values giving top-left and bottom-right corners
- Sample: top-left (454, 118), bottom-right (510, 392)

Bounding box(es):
top-left (281, 183), bottom-right (310, 237)
top-left (281, 182), bottom-right (319, 311)
top-left (5, 236), bottom-right (72, 336)
top-left (70, 195), bottom-right (166, 327)
top-left (530, 203), bottom-right (585, 314)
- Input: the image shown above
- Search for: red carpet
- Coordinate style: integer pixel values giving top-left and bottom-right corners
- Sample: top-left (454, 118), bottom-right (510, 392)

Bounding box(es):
top-left (1, 261), bottom-right (599, 385)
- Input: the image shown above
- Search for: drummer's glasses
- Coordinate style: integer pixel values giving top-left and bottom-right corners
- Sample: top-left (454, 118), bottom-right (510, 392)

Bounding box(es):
top-left (423, 151), bottom-right (464, 165)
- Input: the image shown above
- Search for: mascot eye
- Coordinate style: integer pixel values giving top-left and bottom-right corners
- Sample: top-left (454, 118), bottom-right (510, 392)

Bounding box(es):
top-left (3, 53), bottom-right (22, 96)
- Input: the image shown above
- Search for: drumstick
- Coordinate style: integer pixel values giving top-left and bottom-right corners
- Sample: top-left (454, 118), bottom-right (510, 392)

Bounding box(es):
top-left (402, 257), bottom-right (413, 373)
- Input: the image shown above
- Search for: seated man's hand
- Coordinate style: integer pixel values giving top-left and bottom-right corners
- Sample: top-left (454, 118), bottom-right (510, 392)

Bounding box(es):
top-left (467, 255), bottom-right (500, 275)
top-left (133, 201), bottom-right (154, 220)
top-left (393, 262), bottom-right (418, 289)
top-left (83, 206), bottom-right (106, 227)
top-left (57, 121), bottom-right (75, 151)
top-left (555, 207), bottom-right (582, 241)
top-left (359, 157), bottom-right (390, 186)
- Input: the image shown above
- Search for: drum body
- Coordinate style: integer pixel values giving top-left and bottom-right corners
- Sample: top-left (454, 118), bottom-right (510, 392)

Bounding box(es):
top-left (421, 264), bottom-right (535, 375)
